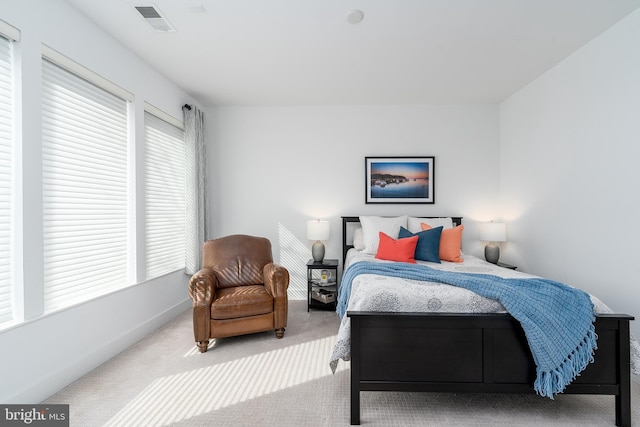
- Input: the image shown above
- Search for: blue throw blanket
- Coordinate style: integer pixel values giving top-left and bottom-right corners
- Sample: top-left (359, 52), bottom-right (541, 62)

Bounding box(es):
top-left (337, 261), bottom-right (597, 398)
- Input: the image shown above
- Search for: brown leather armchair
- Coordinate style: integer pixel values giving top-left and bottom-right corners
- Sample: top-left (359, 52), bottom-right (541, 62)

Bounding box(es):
top-left (188, 234), bottom-right (289, 352)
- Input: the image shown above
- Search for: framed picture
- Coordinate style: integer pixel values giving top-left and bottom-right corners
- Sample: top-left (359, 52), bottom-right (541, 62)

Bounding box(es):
top-left (365, 156), bottom-right (435, 204)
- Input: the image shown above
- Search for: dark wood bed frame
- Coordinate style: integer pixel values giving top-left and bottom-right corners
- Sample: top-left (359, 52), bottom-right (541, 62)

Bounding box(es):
top-left (341, 216), bottom-right (634, 426)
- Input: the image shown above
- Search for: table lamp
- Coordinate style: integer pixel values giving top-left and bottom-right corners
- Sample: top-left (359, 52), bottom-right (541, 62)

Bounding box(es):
top-left (479, 222), bottom-right (506, 264)
top-left (307, 219), bottom-right (330, 263)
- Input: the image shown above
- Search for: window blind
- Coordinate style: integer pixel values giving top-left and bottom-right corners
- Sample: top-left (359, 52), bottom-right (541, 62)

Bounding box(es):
top-left (0, 36), bottom-right (14, 324)
top-left (42, 59), bottom-right (130, 312)
top-left (144, 111), bottom-right (185, 278)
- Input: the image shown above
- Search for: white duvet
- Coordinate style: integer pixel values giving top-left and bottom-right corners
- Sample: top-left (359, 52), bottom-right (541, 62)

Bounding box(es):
top-left (329, 250), bottom-right (640, 375)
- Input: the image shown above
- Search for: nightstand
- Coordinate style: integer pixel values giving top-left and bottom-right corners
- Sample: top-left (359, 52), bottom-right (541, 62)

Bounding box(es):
top-left (496, 261), bottom-right (517, 270)
top-left (307, 259), bottom-right (339, 312)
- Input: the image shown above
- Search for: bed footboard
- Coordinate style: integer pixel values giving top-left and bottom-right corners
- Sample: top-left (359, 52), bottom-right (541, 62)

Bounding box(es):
top-left (348, 312), bottom-right (634, 426)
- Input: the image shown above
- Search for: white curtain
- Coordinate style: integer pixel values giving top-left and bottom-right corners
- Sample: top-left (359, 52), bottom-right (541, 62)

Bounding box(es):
top-left (183, 104), bottom-right (208, 274)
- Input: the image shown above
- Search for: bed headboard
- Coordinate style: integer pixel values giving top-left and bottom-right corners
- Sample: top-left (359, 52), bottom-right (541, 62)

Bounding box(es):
top-left (342, 216), bottom-right (463, 263)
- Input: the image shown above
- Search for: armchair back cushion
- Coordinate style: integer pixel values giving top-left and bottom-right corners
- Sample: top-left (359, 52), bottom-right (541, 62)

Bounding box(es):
top-left (203, 235), bottom-right (273, 288)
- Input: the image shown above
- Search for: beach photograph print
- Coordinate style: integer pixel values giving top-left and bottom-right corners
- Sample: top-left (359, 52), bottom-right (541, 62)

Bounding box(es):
top-left (365, 156), bottom-right (434, 204)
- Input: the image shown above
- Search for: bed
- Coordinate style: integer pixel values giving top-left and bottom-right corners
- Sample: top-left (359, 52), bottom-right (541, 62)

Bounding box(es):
top-left (331, 216), bottom-right (638, 426)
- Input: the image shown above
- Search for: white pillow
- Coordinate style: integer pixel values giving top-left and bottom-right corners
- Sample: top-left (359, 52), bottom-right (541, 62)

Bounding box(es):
top-left (407, 217), bottom-right (453, 234)
top-left (353, 227), bottom-right (365, 251)
top-left (359, 215), bottom-right (408, 254)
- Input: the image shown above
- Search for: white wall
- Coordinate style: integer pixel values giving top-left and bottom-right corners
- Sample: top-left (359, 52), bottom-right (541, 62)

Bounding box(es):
top-left (207, 104), bottom-right (501, 296)
top-left (500, 9), bottom-right (640, 344)
top-left (0, 0), bottom-right (194, 403)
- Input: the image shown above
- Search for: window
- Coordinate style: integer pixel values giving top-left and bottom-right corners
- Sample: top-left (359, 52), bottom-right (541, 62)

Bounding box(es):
top-left (0, 34), bottom-right (14, 324)
top-left (144, 110), bottom-right (185, 278)
top-left (41, 56), bottom-right (131, 312)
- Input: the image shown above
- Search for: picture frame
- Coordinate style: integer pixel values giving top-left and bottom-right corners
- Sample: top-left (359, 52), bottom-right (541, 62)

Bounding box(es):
top-left (365, 156), bottom-right (435, 204)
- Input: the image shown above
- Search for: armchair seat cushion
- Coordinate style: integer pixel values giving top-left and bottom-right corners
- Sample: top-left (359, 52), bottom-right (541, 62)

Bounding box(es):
top-left (211, 285), bottom-right (274, 320)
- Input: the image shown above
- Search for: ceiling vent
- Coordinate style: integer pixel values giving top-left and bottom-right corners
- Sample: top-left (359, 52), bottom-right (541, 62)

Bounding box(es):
top-left (134, 4), bottom-right (176, 32)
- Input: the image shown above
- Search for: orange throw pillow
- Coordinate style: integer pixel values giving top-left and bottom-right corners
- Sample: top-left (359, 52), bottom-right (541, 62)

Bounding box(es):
top-left (421, 223), bottom-right (464, 263)
top-left (375, 232), bottom-right (418, 264)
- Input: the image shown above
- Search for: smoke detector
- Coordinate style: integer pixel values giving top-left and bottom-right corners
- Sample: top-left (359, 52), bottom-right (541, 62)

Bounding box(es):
top-left (134, 4), bottom-right (176, 32)
top-left (346, 9), bottom-right (364, 24)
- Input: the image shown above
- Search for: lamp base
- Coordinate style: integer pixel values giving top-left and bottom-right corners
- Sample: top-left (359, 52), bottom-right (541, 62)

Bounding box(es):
top-left (312, 240), bottom-right (325, 262)
top-left (484, 242), bottom-right (500, 264)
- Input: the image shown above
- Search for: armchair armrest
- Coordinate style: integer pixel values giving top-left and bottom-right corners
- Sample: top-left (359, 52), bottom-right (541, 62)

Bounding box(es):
top-left (263, 263), bottom-right (289, 298)
top-left (188, 267), bottom-right (217, 307)
top-left (189, 267), bottom-right (217, 346)
top-left (264, 263), bottom-right (289, 331)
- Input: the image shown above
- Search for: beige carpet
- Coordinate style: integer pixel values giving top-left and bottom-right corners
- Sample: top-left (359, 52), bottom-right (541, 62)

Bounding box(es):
top-left (45, 300), bottom-right (639, 426)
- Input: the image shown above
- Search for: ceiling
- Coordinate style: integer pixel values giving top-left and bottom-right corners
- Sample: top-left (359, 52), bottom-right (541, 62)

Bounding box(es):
top-left (64, 0), bottom-right (640, 106)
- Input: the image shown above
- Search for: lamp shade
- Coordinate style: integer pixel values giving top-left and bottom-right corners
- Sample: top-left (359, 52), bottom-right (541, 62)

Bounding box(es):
top-left (307, 220), bottom-right (330, 241)
top-left (479, 222), bottom-right (506, 242)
